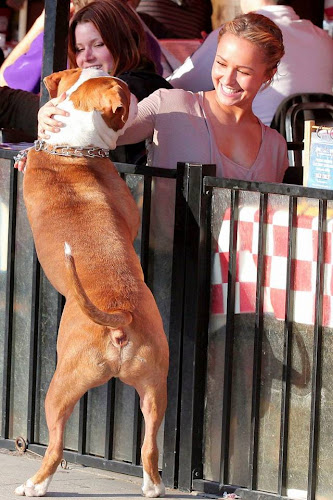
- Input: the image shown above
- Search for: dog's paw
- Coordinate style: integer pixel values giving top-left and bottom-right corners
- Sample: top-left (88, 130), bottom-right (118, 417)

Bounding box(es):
top-left (142, 471), bottom-right (165, 498)
top-left (14, 483), bottom-right (26, 496)
top-left (15, 477), bottom-right (53, 497)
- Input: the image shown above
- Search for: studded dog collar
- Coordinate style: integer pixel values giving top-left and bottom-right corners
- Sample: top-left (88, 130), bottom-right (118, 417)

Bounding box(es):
top-left (34, 139), bottom-right (110, 158)
top-left (14, 140), bottom-right (110, 165)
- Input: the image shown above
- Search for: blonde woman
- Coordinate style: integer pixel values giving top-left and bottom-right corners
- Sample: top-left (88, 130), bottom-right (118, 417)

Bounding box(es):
top-left (115, 13), bottom-right (289, 182)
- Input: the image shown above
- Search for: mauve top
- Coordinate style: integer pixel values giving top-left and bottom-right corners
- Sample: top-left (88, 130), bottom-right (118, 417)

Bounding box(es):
top-left (4, 31), bottom-right (43, 94)
top-left (118, 88), bottom-right (289, 183)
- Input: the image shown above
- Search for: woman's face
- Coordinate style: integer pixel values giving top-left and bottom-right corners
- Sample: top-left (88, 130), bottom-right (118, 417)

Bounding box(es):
top-left (211, 32), bottom-right (273, 109)
top-left (75, 21), bottom-right (115, 73)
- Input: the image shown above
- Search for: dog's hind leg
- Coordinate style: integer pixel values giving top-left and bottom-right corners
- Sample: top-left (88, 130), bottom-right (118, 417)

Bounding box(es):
top-left (135, 377), bottom-right (168, 498)
top-left (15, 371), bottom-right (83, 496)
top-left (15, 348), bottom-right (109, 497)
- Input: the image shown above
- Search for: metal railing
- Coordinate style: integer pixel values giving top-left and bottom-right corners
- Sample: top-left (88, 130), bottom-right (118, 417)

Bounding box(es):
top-left (0, 153), bottom-right (181, 484)
top-left (190, 175), bottom-right (333, 500)
top-left (1, 155), bottom-right (333, 499)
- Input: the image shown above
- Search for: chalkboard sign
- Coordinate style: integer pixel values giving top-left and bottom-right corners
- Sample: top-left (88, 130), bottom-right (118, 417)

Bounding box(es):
top-left (307, 127), bottom-right (333, 189)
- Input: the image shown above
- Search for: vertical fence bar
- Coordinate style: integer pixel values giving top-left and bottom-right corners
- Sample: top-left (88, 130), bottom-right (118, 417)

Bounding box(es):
top-left (56, 294), bottom-right (66, 331)
top-left (131, 174), bottom-right (153, 465)
top-left (78, 393), bottom-right (88, 455)
top-left (278, 196), bottom-right (297, 497)
top-left (249, 192), bottom-right (267, 489)
top-left (104, 379), bottom-right (116, 460)
top-left (27, 250), bottom-right (41, 444)
top-left (40, 0), bottom-right (70, 104)
top-left (162, 163), bottom-right (187, 488)
top-left (307, 199), bottom-right (326, 500)
top-left (132, 393), bottom-right (142, 466)
top-left (1, 165), bottom-right (17, 440)
top-left (140, 175), bottom-right (152, 280)
top-left (177, 163), bottom-right (216, 491)
top-left (219, 188), bottom-right (239, 487)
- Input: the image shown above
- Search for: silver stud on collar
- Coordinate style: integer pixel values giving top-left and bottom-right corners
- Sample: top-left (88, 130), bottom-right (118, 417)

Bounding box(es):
top-left (33, 140), bottom-right (110, 158)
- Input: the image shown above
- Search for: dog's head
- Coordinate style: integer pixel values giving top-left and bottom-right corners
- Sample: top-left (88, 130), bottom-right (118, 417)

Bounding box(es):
top-left (43, 68), bottom-right (138, 149)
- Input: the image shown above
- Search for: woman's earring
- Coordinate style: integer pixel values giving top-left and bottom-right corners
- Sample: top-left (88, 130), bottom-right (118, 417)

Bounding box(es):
top-left (261, 76), bottom-right (273, 91)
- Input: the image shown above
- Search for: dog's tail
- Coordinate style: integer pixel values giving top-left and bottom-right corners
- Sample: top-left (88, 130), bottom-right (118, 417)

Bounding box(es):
top-left (64, 242), bottom-right (132, 328)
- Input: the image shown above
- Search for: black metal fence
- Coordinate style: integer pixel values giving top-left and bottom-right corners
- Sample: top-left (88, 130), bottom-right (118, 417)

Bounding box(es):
top-left (0, 153), bottom-right (181, 483)
top-left (188, 173), bottom-right (333, 500)
top-left (1, 154), bottom-right (333, 500)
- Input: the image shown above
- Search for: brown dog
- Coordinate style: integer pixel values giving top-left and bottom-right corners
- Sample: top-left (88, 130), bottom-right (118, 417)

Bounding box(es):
top-left (15, 69), bottom-right (169, 497)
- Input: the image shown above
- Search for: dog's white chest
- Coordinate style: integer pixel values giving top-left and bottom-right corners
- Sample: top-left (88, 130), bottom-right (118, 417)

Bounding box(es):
top-left (47, 102), bottom-right (119, 150)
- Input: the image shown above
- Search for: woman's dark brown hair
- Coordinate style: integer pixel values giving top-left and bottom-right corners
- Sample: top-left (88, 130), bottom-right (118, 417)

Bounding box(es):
top-left (68, 0), bottom-right (155, 75)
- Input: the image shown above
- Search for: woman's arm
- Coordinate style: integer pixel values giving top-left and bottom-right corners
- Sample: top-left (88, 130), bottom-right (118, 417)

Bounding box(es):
top-left (117, 89), bottom-right (162, 146)
top-left (0, 10), bottom-right (45, 87)
top-left (0, 86), bottom-right (39, 135)
top-left (37, 88), bottom-right (164, 147)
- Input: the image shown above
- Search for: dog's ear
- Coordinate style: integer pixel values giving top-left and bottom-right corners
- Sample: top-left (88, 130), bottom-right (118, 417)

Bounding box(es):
top-left (44, 72), bottom-right (63, 98)
top-left (70, 78), bottom-right (132, 131)
top-left (100, 83), bottom-right (131, 130)
top-left (44, 69), bottom-right (82, 98)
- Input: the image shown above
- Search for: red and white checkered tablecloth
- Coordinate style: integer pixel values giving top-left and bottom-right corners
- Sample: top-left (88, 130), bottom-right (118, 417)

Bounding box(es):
top-left (211, 206), bottom-right (333, 327)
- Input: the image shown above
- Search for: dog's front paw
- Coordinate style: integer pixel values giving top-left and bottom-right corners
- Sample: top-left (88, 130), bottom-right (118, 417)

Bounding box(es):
top-left (15, 477), bottom-right (53, 497)
top-left (142, 471), bottom-right (165, 498)
top-left (15, 483), bottom-right (26, 496)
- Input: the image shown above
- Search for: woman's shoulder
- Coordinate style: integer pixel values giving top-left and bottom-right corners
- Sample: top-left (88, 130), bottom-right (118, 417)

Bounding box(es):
top-left (119, 70), bottom-right (173, 101)
top-left (262, 121), bottom-right (287, 149)
top-left (151, 87), bottom-right (200, 102)
top-left (137, 86), bottom-right (198, 106)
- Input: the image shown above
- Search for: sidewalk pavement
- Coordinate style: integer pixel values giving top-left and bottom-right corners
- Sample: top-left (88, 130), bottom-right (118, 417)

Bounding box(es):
top-left (1, 448), bottom-right (217, 500)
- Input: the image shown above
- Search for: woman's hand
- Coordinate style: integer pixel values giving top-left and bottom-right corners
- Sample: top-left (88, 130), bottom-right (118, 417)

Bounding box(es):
top-left (14, 149), bottom-right (29, 172)
top-left (38, 92), bottom-right (69, 139)
top-left (0, 9), bottom-right (46, 87)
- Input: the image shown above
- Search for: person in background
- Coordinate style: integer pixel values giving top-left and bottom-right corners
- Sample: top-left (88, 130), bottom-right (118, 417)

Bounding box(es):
top-left (168, 0), bottom-right (333, 126)
top-left (127, 0), bottom-right (177, 38)
top-left (66, 0), bottom-right (172, 163)
top-left (0, 0), bottom-right (164, 94)
top-left (0, 8), bottom-right (44, 92)
top-left (135, 0), bottom-right (212, 39)
top-left (0, 85), bottom-right (39, 135)
top-left (39, 12), bottom-right (288, 183)
top-left (67, 0), bottom-right (168, 96)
